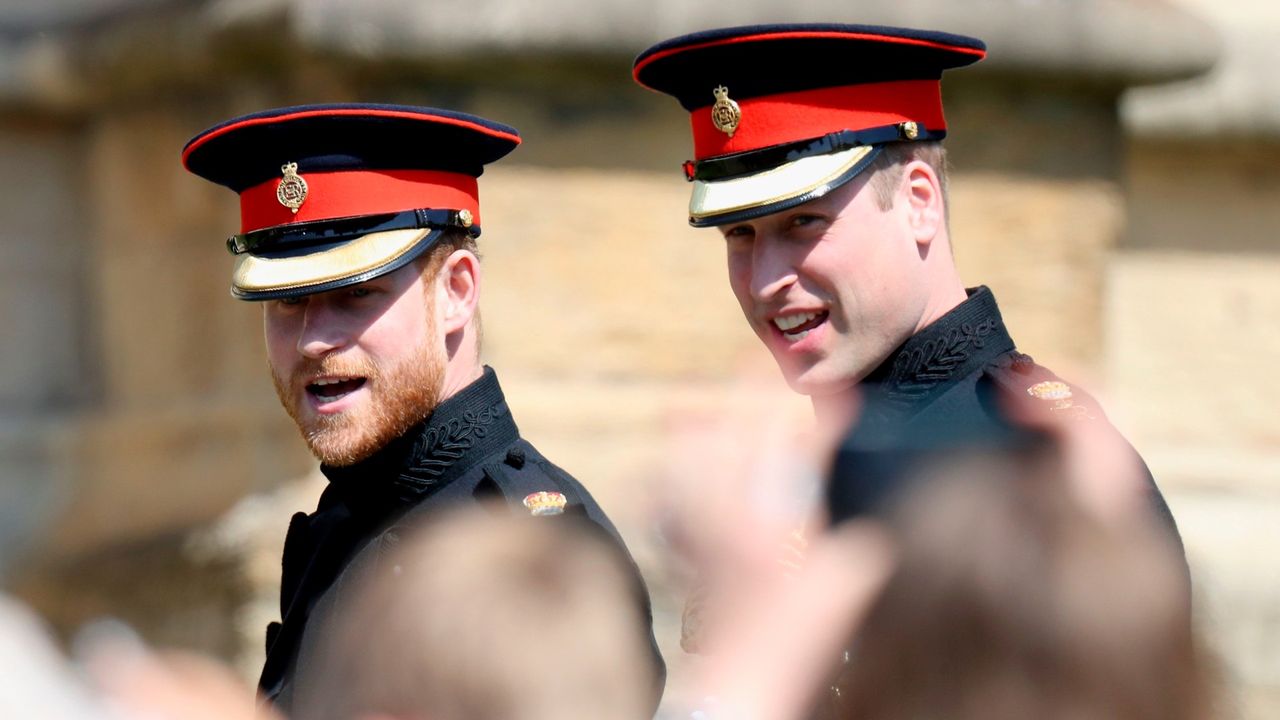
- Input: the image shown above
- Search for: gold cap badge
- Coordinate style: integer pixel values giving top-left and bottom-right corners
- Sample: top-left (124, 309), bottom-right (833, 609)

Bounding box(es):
top-left (899, 121), bottom-right (920, 140)
top-left (711, 85), bottom-right (741, 138)
top-left (523, 491), bottom-right (567, 517)
top-left (277, 162), bottom-right (308, 214)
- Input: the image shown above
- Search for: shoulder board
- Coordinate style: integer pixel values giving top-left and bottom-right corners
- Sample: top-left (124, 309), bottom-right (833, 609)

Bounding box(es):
top-left (983, 351), bottom-right (1105, 422)
top-left (479, 446), bottom-right (585, 518)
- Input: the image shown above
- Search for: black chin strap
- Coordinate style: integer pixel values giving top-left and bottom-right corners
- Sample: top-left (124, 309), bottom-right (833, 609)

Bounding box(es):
top-left (683, 123), bottom-right (945, 182)
top-left (227, 208), bottom-right (479, 256)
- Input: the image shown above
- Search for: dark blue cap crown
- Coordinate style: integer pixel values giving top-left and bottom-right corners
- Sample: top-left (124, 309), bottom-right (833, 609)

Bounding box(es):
top-left (183, 103), bottom-right (521, 192)
top-left (634, 23), bottom-right (986, 111)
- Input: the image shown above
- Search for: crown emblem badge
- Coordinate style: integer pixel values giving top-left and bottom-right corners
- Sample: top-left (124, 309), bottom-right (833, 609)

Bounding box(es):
top-left (276, 162), bottom-right (308, 214)
top-left (523, 491), bottom-right (567, 517)
top-left (1027, 380), bottom-right (1074, 411)
top-left (711, 85), bottom-right (741, 138)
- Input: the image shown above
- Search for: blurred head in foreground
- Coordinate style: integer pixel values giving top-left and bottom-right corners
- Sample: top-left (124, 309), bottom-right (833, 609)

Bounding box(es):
top-left (828, 456), bottom-right (1213, 720)
top-left (292, 507), bottom-right (655, 720)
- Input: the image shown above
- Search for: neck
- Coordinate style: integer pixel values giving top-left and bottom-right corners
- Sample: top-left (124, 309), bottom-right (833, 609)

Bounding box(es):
top-left (811, 386), bottom-right (860, 428)
top-left (440, 359), bottom-right (483, 402)
top-left (438, 324), bottom-right (483, 402)
top-left (916, 284), bottom-right (967, 333)
top-left (914, 239), bottom-right (967, 333)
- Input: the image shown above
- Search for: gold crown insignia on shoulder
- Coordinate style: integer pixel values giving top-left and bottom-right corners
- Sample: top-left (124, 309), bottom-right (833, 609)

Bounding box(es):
top-left (1027, 380), bottom-right (1072, 402)
top-left (522, 491), bottom-right (567, 516)
top-left (1026, 380), bottom-right (1093, 418)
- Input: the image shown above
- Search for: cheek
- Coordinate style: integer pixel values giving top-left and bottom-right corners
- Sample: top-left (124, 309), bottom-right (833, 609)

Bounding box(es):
top-left (263, 313), bottom-right (298, 365)
top-left (830, 246), bottom-right (916, 331)
top-left (725, 250), bottom-right (753, 305)
top-left (366, 297), bottom-right (436, 355)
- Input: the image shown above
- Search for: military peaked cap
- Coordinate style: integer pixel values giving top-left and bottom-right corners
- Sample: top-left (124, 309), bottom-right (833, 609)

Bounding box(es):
top-left (183, 104), bottom-right (520, 300)
top-left (633, 24), bottom-right (985, 226)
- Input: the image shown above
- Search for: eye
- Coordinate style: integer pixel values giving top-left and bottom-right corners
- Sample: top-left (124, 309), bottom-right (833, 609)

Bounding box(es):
top-left (348, 287), bottom-right (372, 298)
top-left (789, 214), bottom-right (822, 228)
top-left (720, 224), bottom-right (755, 242)
top-left (277, 295), bottom-right (304, 307)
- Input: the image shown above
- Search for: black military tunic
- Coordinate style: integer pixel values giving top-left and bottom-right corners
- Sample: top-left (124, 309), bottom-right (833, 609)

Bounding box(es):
top-left (827, 286), bottom-right (1183, 548)
top-left (258, 367), bottom-right (664, 713)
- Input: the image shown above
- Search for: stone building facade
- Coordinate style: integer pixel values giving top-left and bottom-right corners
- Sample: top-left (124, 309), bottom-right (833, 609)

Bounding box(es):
top-left (1119, 2), bottom-right (1280, 716)
top-left (1, 0), bottom-right (1274, 715)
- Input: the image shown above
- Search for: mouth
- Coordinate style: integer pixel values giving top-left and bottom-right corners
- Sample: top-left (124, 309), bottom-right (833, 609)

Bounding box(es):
top-left (306, 376), bottom-right (367, 405)
top-left (771, 310), bottom-right (829, 342)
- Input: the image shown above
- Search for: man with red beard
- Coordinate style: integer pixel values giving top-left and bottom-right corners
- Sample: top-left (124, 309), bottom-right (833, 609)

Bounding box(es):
top-left (182, 104), bottom-right (663, 713)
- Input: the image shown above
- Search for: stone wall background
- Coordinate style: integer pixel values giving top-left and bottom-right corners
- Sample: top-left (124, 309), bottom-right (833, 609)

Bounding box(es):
top-left (1118, 4), bottom-right (1280, 714)
top-left (0, 0), bottom-right (1275, 717)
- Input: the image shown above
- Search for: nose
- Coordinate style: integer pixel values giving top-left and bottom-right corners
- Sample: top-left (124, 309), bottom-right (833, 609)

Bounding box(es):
top-left (749, 235), bottom-right (798, 302)
top-left (296, 299), bottom-right (349, 358)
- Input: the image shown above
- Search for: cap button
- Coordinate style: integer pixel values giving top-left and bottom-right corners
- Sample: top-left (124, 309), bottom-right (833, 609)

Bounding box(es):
top-left (457, 209), bottom-right (474, 228)
top-left (898, 121), bottom-right (920, 140)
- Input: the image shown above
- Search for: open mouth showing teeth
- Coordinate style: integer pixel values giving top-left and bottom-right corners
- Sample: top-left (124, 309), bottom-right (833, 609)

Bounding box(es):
top-left (307, 377), bottom-right (366, 403)
top-left (773, 311), bottom-right (828, 340)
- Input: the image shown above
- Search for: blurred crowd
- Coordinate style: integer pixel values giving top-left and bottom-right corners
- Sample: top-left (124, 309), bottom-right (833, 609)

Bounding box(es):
top-left (0, 376), bottom-right (1216, 720)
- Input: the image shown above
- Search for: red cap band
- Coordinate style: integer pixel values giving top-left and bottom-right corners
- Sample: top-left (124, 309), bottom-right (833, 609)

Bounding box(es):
top-left (690, 79), bottom-right (946, 160)
top-left (238, 169), bottom-right (481, 233)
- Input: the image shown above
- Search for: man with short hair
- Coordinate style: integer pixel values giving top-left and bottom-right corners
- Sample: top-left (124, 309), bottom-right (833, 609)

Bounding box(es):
top-left (632, 26), bottom-right (1180, 532)
top-left (182, 104), bottom-right (662, 713)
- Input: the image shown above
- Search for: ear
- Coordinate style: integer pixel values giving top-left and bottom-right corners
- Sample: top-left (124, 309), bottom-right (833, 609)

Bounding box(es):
top-left (903, 160), bottom-right (944, 248)
top-left (435, 248), bottom-right (481, 335)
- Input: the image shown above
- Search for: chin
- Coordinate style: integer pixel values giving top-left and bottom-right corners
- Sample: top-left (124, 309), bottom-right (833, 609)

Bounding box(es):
top-left (788, 378), bottom-right (855, 399)
top-left (296, 406), bottom-right (380, 466)
top-left (778, 363), bottom-right (856, 398)
top-left (304, 425), bottom-right (383, 466)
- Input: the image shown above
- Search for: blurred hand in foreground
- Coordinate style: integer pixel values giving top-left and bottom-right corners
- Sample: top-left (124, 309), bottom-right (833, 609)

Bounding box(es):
top-left (80, 623), bottom-right (275, 720)
top-left (659, 362), bottom-right (892, 720)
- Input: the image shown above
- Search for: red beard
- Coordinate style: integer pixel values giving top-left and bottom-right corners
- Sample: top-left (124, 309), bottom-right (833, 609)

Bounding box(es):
top-left (271, 333), bottom-right (445, 466)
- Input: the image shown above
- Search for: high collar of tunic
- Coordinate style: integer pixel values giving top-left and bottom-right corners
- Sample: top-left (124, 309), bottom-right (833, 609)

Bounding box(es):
top-left (860, 285), bottom-right (1015, 414)
top-left (319, 366), bottom-right (520, 507)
